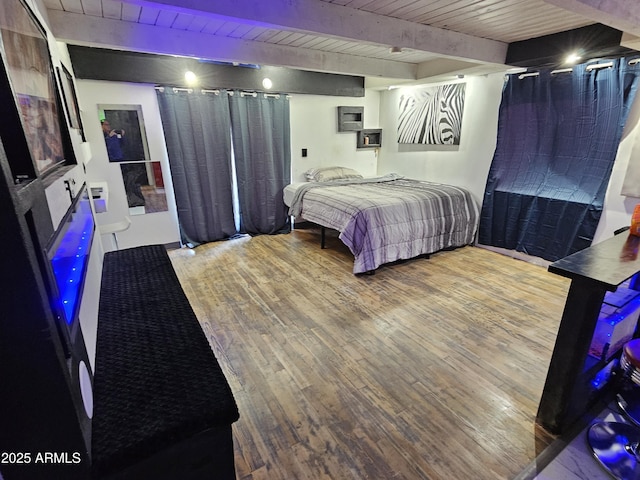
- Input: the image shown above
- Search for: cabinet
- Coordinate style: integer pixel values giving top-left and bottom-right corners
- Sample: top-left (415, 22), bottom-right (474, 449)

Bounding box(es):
top-left (536, 232), bottom-right (640, 435)
top-left (0, 154), bottom-right (91, 478)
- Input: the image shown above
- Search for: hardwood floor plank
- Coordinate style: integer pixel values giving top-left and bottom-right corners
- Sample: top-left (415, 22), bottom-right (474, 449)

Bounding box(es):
top-left (169, 230), bottom-right (570, 479)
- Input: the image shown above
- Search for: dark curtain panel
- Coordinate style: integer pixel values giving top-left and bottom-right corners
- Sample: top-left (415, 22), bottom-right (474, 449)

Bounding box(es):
top-left (229, 92), bottom-right (291, 235)
top-left (156, 88), bottom-right (237, 245)
top-left (479, 58), bottom-right (640, 261)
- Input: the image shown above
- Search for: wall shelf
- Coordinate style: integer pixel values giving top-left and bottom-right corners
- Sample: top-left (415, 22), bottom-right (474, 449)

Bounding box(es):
top-left (357, 129), bottom-right (382, 149)
top-left (337, 106), bottom-right (363, 132)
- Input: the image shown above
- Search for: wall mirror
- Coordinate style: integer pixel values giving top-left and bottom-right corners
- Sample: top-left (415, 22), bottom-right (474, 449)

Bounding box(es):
top-left (120, 161), bottom-right (168, 216)
top-left (98, 105), bottom-right (166, 216)
top-left (98, 104), bottom-right (149, 162)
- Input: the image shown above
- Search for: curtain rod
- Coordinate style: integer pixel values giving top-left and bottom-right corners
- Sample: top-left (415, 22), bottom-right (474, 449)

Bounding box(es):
top-left (551, 68), bottom-right (573, 75)
top-left (518, 61), bottom-right (617, 79)
top-left (586, 62), bottom-right (613, 71)
top-left (154, 86), bottom-right (193, 93)
top-left (155, 86), bottom-right (290, 98)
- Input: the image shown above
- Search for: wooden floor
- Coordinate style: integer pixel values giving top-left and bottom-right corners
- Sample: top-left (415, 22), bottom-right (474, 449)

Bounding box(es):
top-left (168, 228), bottom-right (570, 480)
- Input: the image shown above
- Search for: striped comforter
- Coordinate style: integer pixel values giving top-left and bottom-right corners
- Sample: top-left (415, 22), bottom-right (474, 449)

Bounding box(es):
top-left (288, 174), bottom-right (479, 274)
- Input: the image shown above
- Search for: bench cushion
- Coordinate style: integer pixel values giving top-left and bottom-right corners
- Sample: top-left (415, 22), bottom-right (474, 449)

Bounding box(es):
top-left (92, 245), bottom-right (239, 478)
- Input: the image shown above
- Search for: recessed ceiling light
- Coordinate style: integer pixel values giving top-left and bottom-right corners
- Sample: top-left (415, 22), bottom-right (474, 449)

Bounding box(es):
top-left (184, 70), bottom-right (198, 85)
top-left (262, 78), bottom-right (273, 89)
top-left (564, 52), bottom-right (582, 65)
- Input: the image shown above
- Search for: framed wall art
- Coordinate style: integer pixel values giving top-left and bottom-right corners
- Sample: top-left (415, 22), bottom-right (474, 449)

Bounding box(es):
top-left (397, 83), bottom-right (466, 145)
top-left (57, 63), bottom-right (85, 141)
top-left (0, 0), bottom-right (70, 177)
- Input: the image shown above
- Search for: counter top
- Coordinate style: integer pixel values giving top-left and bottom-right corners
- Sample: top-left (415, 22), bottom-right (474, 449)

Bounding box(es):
top-left (549, 232), bottom-right (640, 291)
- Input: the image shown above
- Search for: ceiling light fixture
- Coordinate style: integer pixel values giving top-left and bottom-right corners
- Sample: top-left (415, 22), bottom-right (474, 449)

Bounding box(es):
top-left (564, 52), bottom-right (582, 65)
top-left (390, 46), bottom-right (403, 54)
top-left (262, 78), bottom-right (273, 90)
top-left (184, 70), bottom-right (198, 86)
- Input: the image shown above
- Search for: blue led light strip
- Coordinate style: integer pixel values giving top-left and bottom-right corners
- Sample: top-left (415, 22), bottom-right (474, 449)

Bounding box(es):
top-left (48, 191), bottom-right (95, 325)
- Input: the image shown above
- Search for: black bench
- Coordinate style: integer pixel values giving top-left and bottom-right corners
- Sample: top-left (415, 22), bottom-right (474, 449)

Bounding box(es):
top-left (91, 245), bottom-right (239, 479)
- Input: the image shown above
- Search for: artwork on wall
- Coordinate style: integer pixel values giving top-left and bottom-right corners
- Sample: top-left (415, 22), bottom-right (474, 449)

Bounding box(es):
top-left (397, 83), bottom-right (466, 145)
top-left (119, 161), bottom-right (168, 216)
top-left (0, 0), bottom-right (68, 176)
top-left (57, 63), bottom-right (84, 140)
top-left (98, 104), bottom-right (149, 162)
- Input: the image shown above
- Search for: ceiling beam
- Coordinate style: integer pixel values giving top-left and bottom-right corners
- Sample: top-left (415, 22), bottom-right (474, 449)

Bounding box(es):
top-left (416, 59), bottom-right (500, 80)
top-left (47, 10), bottom-right (417, 80)
top-left (622, 33), bottom-right (640, 52)
top-left (543, 0), bottom-right (640, 36)
top-left (122, 0), bottom-right (508, 65)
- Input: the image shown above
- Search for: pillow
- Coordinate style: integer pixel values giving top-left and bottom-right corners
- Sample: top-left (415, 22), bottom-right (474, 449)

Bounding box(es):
top-left (304, 166), bottom-right (363, 182)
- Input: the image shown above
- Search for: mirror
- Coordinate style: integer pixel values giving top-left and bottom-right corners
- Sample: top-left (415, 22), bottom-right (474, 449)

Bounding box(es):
top-left (120, 161), bottom-right (168, 216)
top-left (98, 105), bottom-right (168, 216)
top-left (98, 104), bottom-right (149, 162)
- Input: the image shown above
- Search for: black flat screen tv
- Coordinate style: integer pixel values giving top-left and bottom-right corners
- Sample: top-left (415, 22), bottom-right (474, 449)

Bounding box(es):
top-left (44, 183), bottom-right (95, 343)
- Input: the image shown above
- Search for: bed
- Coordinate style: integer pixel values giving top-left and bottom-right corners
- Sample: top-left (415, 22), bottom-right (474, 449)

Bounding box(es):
top-left (285, 168), bottom-right (479, 274)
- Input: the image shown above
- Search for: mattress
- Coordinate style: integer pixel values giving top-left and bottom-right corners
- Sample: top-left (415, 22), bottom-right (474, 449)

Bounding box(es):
top-left (283, 182), bottom-right (307, 207)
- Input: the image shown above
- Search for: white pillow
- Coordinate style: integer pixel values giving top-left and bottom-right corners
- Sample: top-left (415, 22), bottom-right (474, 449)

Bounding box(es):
top-left (304, 166), bottom-right (363, 182)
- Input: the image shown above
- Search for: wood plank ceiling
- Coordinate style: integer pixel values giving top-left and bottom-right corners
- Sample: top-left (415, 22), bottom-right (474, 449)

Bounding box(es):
top-left (43, 0), bottom-right (640, 85)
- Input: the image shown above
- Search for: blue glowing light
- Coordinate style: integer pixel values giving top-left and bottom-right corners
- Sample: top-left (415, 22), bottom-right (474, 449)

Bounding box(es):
top-left (47, 186), bottom-right (95, 325)
top-left (591, 360), bottom-right (617, 390)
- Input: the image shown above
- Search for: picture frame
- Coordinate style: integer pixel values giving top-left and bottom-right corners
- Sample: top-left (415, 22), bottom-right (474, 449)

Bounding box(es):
top-left (0, 0), bottom-right (70, 177)
top-left (397, 83), bottom-right (466, 145)
top-left (57, 63), bottom-right (85, 141)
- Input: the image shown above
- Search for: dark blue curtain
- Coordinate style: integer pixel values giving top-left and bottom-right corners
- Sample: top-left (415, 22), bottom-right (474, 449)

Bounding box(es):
top-left (229, 92), bottom-right (291, 235)
top-left (478, 58), bottom-right (640, 261)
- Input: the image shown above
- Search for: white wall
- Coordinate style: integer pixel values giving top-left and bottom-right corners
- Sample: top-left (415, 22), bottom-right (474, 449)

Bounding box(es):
top-left (593, 92), bottom-right (640, 243)
top-left (378, 73), bottom-right (640, 248)
top-left (376, 75), bottom-right (504, 207)
top-left (74, 82), bottom-right (383, 220)
top-left (290, 89), bottom-right (381, 181)
top-left (74, 81), bottom-right (383, 249)
top-left (75, 80), bottom-right (181, 251)
top-left (72, 69), bottom-right (640, 258)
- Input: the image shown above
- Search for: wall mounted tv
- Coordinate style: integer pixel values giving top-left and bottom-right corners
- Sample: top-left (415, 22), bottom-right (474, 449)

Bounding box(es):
top-left (44, 183), bottom-right (95, 342)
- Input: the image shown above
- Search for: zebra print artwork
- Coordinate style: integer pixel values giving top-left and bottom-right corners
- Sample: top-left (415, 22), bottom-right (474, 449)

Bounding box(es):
top-left (397, 83), bottom-right (466, 145)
